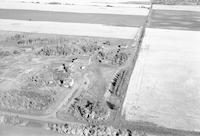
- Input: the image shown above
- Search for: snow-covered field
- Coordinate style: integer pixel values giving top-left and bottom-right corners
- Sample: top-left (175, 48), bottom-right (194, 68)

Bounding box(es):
top-left (0, 19), bottom-right (139, 39)
top-left (0, 0), bottom-right (150, 39)
top-left (0, 2), bottom-right (149, 15)
top-left (1, 0), bottom-right (151, 4)
top-left (122, 28), bottom-right (200, 132)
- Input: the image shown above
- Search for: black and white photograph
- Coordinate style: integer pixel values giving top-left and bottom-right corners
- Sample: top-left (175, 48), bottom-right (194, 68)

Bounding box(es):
top-left (0, 0), bottom-right (200, 136)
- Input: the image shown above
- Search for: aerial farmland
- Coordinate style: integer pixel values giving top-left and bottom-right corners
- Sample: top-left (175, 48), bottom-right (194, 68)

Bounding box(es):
top-left (0, 0), bottom-right (200, 136)
top-left (0, 0), bottom-right (150, 136)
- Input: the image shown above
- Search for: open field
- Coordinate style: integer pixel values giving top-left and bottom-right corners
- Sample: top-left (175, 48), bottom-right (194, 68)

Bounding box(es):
top-left (0, 9), bottom-right (146, 27)
top-left (0, 19), bottom-right (139, 39)
top-left (122, 28), bottom-right (200, 133)
top-left (2, 1), bottom-right (200, 136)
top-left (120, 4), bottom-right (200, 136)
top-left (153, 0), bottom-right (199, 5)
top-left (1, 0), bottom-right (151, 4)
top-left (150, 9), bottom-right (200, 31)
top-left (0, 2), bottom-right (150, 15)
